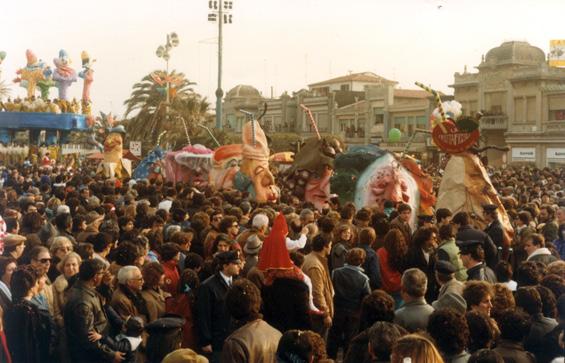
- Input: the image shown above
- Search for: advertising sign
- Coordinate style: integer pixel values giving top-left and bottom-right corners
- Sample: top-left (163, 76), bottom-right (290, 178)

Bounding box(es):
top-left (511, 147), bottom-right (536, 162)
top-left (129, 141), bottom-right (142, 157)
top-left (549, 40), bottom-right (565, 67)
top-left (547, 148), bottom-right (565, 159)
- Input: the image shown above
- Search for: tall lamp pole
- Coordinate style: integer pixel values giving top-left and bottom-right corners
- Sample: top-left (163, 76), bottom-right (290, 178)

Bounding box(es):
top-left (156, 32), bottom-right (180, 112)
top-left (208, 0), bottom-right (233, 129)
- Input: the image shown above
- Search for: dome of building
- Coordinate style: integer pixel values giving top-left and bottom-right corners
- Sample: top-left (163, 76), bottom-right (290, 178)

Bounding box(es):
top-left (484, 41), bottom-right (545, 67)
top-left (226, 85), bottom-right (261, 99)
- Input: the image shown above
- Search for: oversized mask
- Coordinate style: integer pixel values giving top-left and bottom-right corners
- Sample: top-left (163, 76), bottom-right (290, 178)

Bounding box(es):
top-left (240, 120), bottom-right (279, 203)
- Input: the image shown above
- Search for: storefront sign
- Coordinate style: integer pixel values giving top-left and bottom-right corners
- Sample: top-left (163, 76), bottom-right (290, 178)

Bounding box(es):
top-left (511, 147), bottom-right (536, 161)
top-left (547, 148), bottom-right (565, 159)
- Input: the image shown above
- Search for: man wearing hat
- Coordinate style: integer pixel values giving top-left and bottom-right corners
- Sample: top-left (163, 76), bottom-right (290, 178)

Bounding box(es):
top-left (452, 211), bottom-right (498, 269)
top-left (242, 234), bottom-right (262, 277)
top-left (456, 240), bottom-right (497, 283)
top-left (196, 250), bottom-right (241, 362)
top-left (482, 204), bottom-right (504, 250)
top-left (434, 260), bottom-right (464, 298)
top-left (2, 233), bottom-right (26, 260)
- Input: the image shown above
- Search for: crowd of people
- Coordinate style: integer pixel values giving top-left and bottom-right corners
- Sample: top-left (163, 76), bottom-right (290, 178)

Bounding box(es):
top-left (0, 162), bottom-right (563, 363)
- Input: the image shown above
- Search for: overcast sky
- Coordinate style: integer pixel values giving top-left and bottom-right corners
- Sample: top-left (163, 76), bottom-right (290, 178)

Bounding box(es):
top-left (2, 0), bottom-right (564, 117)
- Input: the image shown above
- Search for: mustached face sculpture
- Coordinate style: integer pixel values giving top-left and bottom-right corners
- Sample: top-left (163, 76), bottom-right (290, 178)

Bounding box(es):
top-left (355, 153), bottom-right (419, 226)
top-left (239, 120), bottom-right (279, 203)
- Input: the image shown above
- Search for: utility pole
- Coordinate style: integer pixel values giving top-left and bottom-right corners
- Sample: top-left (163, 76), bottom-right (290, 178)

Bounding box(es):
top-left (156, 32), bottom-right (179, 117)
top-left (208, 0), bottom-right (233, 129)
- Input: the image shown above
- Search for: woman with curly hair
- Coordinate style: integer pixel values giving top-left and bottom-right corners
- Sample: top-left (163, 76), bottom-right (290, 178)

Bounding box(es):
top-left (427, 309), bottom-right (470, 363)
top-left (391, 333), bottom-right (444, 363)
top-left (377, 229), bottom-right (407, 305)
top-left (490, 283), bottom-right (515, 321)
top-left (465, 311), bottom-right (497, 353)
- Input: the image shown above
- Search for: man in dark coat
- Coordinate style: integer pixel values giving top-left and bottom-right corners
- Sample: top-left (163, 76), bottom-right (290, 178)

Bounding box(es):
top-left (453, 211), bottom-right (498, 269)
top-left (196, 251), bottom-right (241, 363)
top-left (65, 259), bottom-right (124, 363)
top-left (482, 204), bottom-right (504, 249)
top-left (456, 240), bottom-right (497, 283)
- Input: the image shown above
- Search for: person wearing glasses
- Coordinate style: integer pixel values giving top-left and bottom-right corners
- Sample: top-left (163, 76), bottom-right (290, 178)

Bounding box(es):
top-left (29, 246), bottom-right (55, 315)
top-left (48, 236), bottom-right (74, 281)
top-left (111, 266), bottom-right (148, 322)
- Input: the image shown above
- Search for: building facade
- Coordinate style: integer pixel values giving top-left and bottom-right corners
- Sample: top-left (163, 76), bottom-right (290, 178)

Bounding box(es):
top-left (451, 41), bottom-right (565, 167)
top-left (222, 72), bottom-right (445, 162)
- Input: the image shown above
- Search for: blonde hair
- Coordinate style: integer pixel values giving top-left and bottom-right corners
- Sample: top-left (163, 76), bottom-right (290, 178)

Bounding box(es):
top-left (391, 333), bottom-right (444, 363)
top-left (50, 236), bottom-right (73, 254)
top-left (57, 252), bottom-right (82, 273)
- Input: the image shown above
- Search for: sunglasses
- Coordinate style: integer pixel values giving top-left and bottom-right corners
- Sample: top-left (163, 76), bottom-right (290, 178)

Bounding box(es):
top-left (39, 258), bottom-right (52, 264)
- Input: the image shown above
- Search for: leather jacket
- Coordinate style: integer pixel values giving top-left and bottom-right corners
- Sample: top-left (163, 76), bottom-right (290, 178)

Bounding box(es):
top-left (64, 281), bottom-right (116, 362)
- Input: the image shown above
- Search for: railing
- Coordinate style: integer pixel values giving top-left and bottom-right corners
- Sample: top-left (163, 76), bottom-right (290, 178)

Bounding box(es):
top-left (480, 115), bottom-right (507, 130)
top-left (543, 120), bottom-right (565, 133)
top-left (508, 124), bottom-right (538, 133)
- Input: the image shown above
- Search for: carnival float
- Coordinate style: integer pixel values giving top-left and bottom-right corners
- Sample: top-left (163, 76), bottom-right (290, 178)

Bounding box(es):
top-left (0, 49), bottom-right (132, 177)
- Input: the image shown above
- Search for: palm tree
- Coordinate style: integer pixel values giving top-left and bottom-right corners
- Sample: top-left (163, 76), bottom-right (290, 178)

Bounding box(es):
top-left (124, 70), bottom-right (211, 149)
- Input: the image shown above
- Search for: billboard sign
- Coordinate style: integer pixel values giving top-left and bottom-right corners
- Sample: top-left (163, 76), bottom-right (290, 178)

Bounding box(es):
top-left (549, 40), bottom-right (565, 67)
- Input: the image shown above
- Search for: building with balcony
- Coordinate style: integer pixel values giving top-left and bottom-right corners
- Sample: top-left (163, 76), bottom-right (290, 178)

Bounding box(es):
top-left (222, 72), bottom-right (448, 162)
top-left (451, 41), bottom-right (565, 167)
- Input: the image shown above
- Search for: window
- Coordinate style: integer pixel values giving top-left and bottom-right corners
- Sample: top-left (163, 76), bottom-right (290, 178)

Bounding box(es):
top-left (550, 110), bottom-right (565, 120)
top-left (416, 116), bottom-right (428, 127)
top-left (374, 114), bottom-right (384, 125)
top-left (548, 96), bottom-right (565, 120)
top-left (514, 98), bottom-right (525, 122)
top-left (526, 97), bottom-right (536, 122)
top-left (340, 84), bottom-right (350, 91)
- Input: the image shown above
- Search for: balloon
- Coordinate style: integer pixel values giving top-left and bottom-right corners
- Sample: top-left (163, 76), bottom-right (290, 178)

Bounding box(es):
top-left (388, 128), bottom-right (402, 142)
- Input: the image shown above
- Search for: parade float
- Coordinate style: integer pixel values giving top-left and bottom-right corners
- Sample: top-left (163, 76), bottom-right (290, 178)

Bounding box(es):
top-left (0, 50), bottom-right (89, 151)
top-left (330, 144), bottom-right (435, 228)
top-left (0, 48), bottom-right (133, 176)
top-left (234, 105), bottom-right (280, 203)
top-left (210, 143), bottom-right (243, 190)
top-left (282, 105), bottom-right (344, 210)
top-left (417, 82), bottom-right (514, 247)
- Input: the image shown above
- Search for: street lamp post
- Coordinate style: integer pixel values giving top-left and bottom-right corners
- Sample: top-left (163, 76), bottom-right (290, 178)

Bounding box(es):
top-left (208, 0), bottom-right (233, 130)
top-left (156, 32), bottom-right (180, 108)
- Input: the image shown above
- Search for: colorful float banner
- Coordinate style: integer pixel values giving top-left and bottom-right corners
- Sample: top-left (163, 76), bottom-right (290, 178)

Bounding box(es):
top-left (549, 40), bottom-right (565, 67)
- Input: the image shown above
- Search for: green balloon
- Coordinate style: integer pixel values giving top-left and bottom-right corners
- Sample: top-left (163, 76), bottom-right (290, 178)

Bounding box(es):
top-left (388, 128), bottom-right (402, 142)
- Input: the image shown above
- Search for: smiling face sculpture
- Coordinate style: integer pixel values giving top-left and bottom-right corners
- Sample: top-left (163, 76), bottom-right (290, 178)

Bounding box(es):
top-left (210, 144), bottom-right (243, 190)
top-left (238, 120), bottom-right (279, 203)
top-left (283, 136), bottom-right (344, 210)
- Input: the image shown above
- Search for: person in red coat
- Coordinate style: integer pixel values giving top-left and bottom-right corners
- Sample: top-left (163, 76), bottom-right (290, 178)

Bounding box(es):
top-left (161, 243), bottom-right (181, 297)
top-left (165, 268), bottom-right (200, 349)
